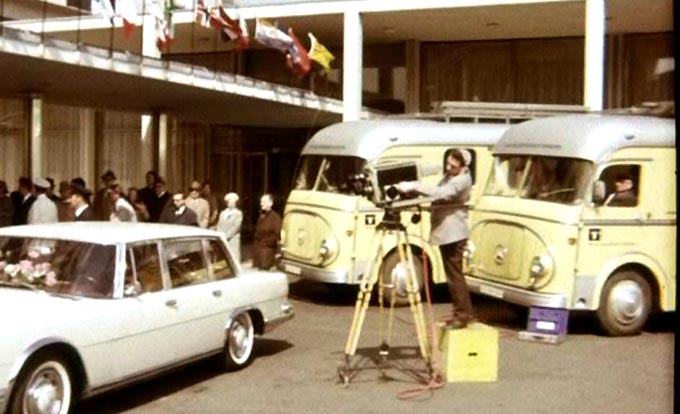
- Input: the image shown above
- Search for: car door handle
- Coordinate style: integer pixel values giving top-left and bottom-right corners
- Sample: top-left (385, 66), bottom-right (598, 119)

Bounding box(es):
top-left (212, 290), bottom-right (222, 297)
top-left (165, 299), bottom-right (178, 308)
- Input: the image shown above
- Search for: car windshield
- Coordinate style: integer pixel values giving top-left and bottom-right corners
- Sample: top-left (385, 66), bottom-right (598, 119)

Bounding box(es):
top-left (293, 155), bottom-right (366, 194)
top-left (0, 237), bottom-right (117, 299)
top-left (484, 155), bottom-right (593, 205)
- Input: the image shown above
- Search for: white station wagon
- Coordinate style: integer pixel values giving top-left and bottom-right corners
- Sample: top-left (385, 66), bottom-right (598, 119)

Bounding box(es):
top-left (0, 222), bottom-right (293, 414)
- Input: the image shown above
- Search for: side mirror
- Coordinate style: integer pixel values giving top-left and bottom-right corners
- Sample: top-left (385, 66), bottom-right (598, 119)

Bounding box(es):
top-left (592, 180), bottom-right (606, 205)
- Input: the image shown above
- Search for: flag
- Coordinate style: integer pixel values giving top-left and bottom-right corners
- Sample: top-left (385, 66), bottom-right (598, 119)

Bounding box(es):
top-left (196, 0), bottom-right (210, 28)
top-left (217, 7), bottom-right (250, 51)
top-left (117, 0), bottom-right (139, 39)
top-left (148, 0), bottom-right (174, 51)
top-left (255, 19), bottom-right (293, 54)
top-left (308, 33), bottom-right (335, 72)
top-left (286, 28), bottom-right (311, 76)
top-left (92, 0), bottom-right (115, 24)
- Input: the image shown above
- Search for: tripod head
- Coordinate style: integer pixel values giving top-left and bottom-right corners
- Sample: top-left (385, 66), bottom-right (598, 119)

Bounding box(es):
top-left (376, 204), bottom-right (422, 231)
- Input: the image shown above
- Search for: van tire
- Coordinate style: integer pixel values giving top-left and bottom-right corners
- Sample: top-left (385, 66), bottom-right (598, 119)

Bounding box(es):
top-left (596, 271), bottom-right (651, 336)
top-left (379, 251), bottom-right (424, 306)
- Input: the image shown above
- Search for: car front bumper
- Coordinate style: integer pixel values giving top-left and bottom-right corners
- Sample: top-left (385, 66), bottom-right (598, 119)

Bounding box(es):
top-left (466, 275), bottom-right (568, 308)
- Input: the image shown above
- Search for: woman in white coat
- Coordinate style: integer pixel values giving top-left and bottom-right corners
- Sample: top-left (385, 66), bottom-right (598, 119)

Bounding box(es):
top-left (217, 192), bottom-right (243, 262)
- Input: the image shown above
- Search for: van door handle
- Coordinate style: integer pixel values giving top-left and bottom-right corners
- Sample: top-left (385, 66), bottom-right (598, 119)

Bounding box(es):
top-left (212, 290), bottom-right (222, 297)
top-left (165, 299), bottom-right (178, 308)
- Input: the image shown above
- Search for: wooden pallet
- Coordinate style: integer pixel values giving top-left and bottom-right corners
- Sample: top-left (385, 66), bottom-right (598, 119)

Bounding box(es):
top-left (518, 330), bottom-right (566, 344)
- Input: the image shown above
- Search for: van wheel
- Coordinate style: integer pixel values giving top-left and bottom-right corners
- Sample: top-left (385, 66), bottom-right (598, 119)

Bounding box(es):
top-left (379, 251), bottom-right (424, 306)
top-left (10, 354), bottom-right (74, 414)
top-left (596, 271), bottom-right (651, 336)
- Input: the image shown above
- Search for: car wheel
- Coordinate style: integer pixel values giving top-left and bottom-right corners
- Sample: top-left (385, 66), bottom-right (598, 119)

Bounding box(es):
top-left (596, 271), bottom-right (652, 336)
top-left (380, 251), bottom-right (424, 306)
top-left (10, 355), bottom-right (73, 414)
top-left (223, 312), bottom-right (255, 371)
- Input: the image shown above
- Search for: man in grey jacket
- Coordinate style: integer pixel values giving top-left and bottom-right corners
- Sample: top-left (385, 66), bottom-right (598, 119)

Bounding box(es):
top-left (397, 148), bottom-right (474, 329)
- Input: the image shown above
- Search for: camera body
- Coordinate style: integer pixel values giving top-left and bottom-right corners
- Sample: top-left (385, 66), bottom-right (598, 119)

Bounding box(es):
top-left (348, 161), bottom-right (425, 208)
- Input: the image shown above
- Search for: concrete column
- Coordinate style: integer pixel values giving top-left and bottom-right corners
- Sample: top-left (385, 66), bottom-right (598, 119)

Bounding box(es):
top-left (584, 0), bottom-right (606, 111)
top-left (141, 114), bottom-right (156, 175)
top-left (343, 10), bottom-right (363, 121)
top-left (79, 108), bottom-right (97, 189)
top-left (405, 40), bottom-right (421, 113)
top-left (157, 113), bottom-right (168, 180)
top-left (28, 96), bottom-right (42, 179)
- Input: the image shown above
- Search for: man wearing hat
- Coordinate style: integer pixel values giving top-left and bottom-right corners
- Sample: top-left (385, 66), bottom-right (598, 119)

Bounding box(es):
top-left (605, 173), bottom-right (637, 207)
top-left (397, 148), bottom-right (475, 329)
top-left (94, 170), bottom-right (117, 221)
top-left (27, 178), bottom-right (58, 224)
top-left (70, 184), bottom-right (96, 221)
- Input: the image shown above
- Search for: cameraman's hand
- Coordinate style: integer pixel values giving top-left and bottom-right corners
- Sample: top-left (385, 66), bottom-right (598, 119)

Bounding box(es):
top-left (396, 181), bottom-right (417, 193)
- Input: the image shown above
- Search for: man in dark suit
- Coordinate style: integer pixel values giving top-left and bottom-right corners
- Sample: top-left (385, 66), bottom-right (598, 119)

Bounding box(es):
top-left (149, 177), bottom-right (172, 223)
top-left (70, 184), bottom-right (96, 221)
top-left (253, 193), bottom-right (282, 271)
top-left (11, 177), bottom-right (35, 225)
top-left (162, 193), bottom-right (198, 226)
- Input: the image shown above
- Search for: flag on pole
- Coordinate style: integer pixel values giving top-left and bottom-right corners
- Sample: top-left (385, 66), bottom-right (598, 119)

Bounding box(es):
top-left (307, 33), bottom-right (335, 72)
top-left (148, 0), bottom-right (174, 51)
top-left (196, 0), bottom-right (211, 28)
top-left (92, 0), bottom-right (115, 24)
top-left (117, 0), bottom-right (140, 39)
top-left (217, 7), bottom-right (250, 51)
top-left (286, 28), bottom-right (311, 76)
top-left (254, 19), bottom-right (293, 53)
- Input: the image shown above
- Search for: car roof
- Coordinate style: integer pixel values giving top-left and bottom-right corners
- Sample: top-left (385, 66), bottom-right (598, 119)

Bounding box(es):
top-left (302, 119), bottom-right (508, 161)
top-left (494, 114), bottom-right (675, 162)
top-left (0, 222), bottom-right (222, 245)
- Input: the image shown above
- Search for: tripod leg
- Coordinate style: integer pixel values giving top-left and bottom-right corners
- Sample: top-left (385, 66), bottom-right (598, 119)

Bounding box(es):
top-left (400, 231), bottom-right (431, 361)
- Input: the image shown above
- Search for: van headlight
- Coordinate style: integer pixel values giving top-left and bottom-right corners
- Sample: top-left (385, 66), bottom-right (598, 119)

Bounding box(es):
top-left (529, 255), bottom-right (553, 289)
top-left (319, 237), bottom-right (339, 263)
top-left (463, 240), bottom-right (476, 269)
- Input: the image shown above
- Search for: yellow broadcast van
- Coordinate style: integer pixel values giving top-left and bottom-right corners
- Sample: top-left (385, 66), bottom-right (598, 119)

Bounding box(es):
top-left (465, 113), bottom-right (675, 335)
top-left (279, 119), bottom-right (508, 298)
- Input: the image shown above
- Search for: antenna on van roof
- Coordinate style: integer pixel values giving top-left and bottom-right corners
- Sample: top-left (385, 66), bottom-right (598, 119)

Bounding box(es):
top-left (383, 101), bottom-right (589, 124)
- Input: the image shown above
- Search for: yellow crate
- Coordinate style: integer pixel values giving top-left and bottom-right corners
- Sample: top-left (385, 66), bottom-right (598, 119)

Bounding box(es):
top-left (438, 322), bottom-right (499, 382)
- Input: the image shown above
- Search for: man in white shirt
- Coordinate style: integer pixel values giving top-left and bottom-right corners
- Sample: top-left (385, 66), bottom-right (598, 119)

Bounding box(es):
top-left (109, 184), bottom-right (137, 222)
top-left (27, 178), bottom-right (58, 224)
top-left (185, 180), bottom-right (210, 228)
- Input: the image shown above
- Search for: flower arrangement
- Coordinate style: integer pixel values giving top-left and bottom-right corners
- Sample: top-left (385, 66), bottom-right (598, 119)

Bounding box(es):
top-left (0, 252), bottom-right (57, 287)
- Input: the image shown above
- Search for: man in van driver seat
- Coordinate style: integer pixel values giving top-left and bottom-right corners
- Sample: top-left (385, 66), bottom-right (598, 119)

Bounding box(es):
top-left (604, 173), bottom-right (637, 207)
top-left (397, 149), bottom-right (475, 329)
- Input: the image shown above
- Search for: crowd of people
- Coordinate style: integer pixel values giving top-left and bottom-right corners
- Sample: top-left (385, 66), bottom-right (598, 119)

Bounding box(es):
top-left (0, 170), bottom-right (282, 270)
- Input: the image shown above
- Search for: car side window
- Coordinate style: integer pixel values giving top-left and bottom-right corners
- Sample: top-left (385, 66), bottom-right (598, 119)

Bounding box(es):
top-left (129, 243), bottom-right (163, 293)
top-left (600, 165), bottom-right (640, 208)
top-left (444, 148), bottom-right (477, 183)
top-left (165, 239), bottom-right (209, 288)
top-left (206, 239), bottom-right (235, 280)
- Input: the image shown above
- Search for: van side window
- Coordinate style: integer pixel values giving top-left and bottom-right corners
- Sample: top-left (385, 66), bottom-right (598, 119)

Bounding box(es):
top-left (444, 148), bottom-right (477, 183)
top-left (600, 165), bottom-right (640, 207)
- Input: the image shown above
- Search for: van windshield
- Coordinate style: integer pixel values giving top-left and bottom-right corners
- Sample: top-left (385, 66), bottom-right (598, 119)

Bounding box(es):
top-left (484, 155), bottom-right (593, 204)
top-left (294, 155), bottom-right (367, 194)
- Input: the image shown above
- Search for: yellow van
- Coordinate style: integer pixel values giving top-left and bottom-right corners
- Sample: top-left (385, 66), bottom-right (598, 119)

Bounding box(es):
top-left (466, 113), bottom-right (676, 335)
top-left (279, 119), bottom-right (507, 298)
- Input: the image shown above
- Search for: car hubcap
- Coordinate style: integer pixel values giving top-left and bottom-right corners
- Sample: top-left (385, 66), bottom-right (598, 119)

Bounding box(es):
top-left (25, 365), bottom-right (66, 414)
top-left (609, 280), bottom-right (644, 326)
top-left (229, 315), bottom-right (253, 363)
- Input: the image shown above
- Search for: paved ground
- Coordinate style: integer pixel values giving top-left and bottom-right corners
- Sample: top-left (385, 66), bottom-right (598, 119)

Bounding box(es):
top-left (78, 276), bottom-right (675, 414)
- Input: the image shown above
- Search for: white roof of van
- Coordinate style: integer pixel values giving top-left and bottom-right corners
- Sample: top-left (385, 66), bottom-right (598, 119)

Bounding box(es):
top-left (495, 114), bottom-right (675, 162)
top-left (0, 222), bottom-right (221, 245)
top-left (302, 120), bottom-right (508, 161)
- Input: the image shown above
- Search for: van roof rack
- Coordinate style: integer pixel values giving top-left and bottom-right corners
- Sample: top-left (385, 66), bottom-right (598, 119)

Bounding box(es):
top-left (383, 101), bottom-right (590, 124)
top-left (602, 101), bottom-right (675, 118)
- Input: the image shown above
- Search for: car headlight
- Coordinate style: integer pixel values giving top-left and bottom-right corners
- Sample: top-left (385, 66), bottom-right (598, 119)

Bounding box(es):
top-left (319, 237), bottom-right (339, 263)
top-left (529, 255), bottom-right (553, 289)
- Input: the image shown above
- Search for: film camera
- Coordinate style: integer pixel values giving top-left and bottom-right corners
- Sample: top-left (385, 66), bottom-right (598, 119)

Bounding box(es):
top-left (347, 161), bottom-right (430, 209)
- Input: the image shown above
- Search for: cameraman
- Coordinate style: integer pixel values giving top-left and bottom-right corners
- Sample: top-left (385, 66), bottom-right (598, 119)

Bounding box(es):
top-left (397, 149), bottom-right (474, 329)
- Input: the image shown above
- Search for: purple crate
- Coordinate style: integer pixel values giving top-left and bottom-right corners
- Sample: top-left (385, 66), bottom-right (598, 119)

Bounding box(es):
top-left (527, 307), bottom-right (569, 336)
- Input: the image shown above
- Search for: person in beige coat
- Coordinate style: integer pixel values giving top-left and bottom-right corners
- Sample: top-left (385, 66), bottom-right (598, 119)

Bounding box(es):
top-left (217, 192), bottom-right (243, 262)
top-left (397, 148), bottom-right (474, 329)
top-left (185, 180), bottom-right (210, 228)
